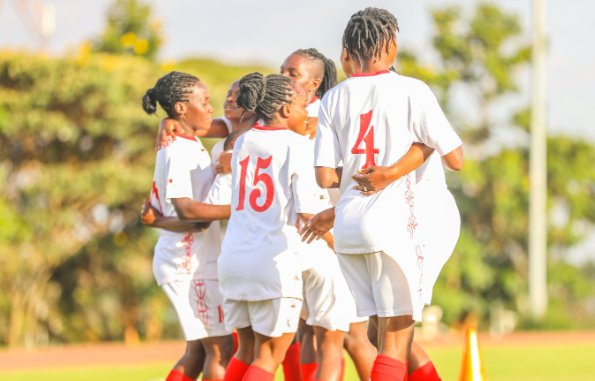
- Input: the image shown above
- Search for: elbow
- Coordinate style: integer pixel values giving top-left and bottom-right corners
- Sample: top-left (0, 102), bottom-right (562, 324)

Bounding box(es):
top-left (450, 158), bottom-right (464, 171)
top-left (177, 210), bottom-right (192, 220)
top-left (317, 178), bottom-right (333, 189)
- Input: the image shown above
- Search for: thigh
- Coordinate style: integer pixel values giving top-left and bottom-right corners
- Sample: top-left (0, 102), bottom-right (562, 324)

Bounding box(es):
top-left (366, 252), bottom-right (413, 318)
top-left (249, 298), bottom-right (302, 338)
top-left (162, 281), bottom-right (208, 341)
top-left (337, 253), bottom-right (377, 317)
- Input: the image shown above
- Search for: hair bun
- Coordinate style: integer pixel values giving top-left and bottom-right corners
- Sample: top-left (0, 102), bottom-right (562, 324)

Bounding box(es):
top-left (142, 88), bottom-right (157, 115)
top-left (237, 72), bottom-right (266, 112)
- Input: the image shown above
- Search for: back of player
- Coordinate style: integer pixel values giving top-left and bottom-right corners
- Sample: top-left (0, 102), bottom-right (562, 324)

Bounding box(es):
top-left (218, 72), bottom-right (320, 381)
top-left (219, 126), bottom-right (311, 301)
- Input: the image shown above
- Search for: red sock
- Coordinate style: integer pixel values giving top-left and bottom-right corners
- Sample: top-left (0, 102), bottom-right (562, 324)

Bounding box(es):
top-left (408, 362), bottom-right (441, 381)
top-left (242, 365), bottom-right (275, 381)
top-left (165, 369), bottom-right (195, 381)
top-left (223, 357), bottom-right (250, 381)
top-left (203, 379), bottom-right (222, 381)
top-left (339, 357), bottom-right (345, 381)
top-left (283, 342), bottom-right (301, 381)
top-left (300, 362), bottom-right (318, 381)
top-left (371, 355), bottom-right (407, 381)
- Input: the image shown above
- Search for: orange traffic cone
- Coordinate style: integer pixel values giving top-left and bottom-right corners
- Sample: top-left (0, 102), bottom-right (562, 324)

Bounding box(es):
top-left (459, 326), bottom-right (487, 381)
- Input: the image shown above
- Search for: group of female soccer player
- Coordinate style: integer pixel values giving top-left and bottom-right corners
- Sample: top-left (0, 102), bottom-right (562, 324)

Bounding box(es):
top-left (140, 7), bottom-right (463, 381)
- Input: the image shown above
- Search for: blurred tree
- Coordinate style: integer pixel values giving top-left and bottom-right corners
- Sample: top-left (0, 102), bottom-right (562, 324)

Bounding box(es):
top-left (92, 0), bottom-right (163, 60)
top-left (397, 3), bottom-right (595, 327)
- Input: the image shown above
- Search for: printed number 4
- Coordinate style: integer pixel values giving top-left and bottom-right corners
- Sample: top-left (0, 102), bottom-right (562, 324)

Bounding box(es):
top-left (236, 155), bottom-right (274, 212)
top-left (351, 110), bottom-right (379, 169)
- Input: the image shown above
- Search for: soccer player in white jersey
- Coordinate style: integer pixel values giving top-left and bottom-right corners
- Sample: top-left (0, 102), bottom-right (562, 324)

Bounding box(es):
top-left (303, 8), bottom-right (463, 381)
top-left (217, 72), bottom-right (324, 381)
top-left (282, 48), bottom-right (376, 381)
top-left (142, 71), bottom-right (234, 381)
top-left (339, 47), bottom-right (464, 379)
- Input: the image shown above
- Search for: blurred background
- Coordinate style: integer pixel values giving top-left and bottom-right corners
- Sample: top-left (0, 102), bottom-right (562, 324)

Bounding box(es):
top-left (0, 1), bottom-right (594, 380)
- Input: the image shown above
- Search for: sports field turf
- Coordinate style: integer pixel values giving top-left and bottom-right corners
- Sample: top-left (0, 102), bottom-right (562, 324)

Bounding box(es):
top-left (2, 343), bottom-right (594, 381)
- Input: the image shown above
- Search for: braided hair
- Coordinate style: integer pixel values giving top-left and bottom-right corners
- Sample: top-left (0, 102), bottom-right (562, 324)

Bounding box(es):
top-left (142, 71), bottom-right (200, 117)
top-left (293, 48), bottom-right (337, 98)
top-left (236, 72), bottom-right (297, 123)
top-left (342, 7), bottom-right (399, 61)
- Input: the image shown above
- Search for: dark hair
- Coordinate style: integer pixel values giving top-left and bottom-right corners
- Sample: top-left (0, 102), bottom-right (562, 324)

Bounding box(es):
top-left (342, 7), bottom-right (399, 61)
top-left (142, 71), bottom-right (200, 117)
top-left (224, 128), bottom-right (248, 151)
top-left (293, 48), bottom-right (337, 98)
top-left (236, 72), bottom-right (297, 123)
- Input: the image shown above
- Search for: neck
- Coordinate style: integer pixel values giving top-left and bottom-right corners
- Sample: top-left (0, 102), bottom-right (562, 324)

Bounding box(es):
top-left (265, 116), bottom-right (289, 129)
top-left (176, 120), bottom-right (196, 136)
top-left (359, 59), bottom-right (390, 75)
top-left (231, 114), bottom-right (258, 131)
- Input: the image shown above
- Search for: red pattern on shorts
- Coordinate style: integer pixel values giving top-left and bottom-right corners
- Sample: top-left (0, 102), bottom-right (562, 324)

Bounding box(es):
top-left (180, 233), bottom-right (194, 275)
top-left (405, 174), bottom-right (424, 308)
top-left (194, 280), bottom-right (209, 325)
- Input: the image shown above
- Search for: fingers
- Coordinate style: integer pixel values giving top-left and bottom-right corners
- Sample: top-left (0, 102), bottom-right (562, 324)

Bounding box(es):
top-left (357, 167), bottom-right (375, 175)
top-left (353, 185), bottom-right (375, 192)
top-left (351, 175), bottom-right (370, 186)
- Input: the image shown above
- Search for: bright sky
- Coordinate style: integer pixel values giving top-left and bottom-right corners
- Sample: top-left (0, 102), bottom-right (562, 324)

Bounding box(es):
top-left (1, 0), bottom-right (594, 141)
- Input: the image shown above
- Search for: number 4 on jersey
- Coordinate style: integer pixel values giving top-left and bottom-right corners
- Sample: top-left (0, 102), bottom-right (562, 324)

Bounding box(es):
top-left (351, 110), bottom-right (379, 169)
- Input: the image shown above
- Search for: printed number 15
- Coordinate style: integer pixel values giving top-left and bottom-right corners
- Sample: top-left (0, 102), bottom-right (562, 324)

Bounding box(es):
top-left (236, 155), bottom-right (274, 212)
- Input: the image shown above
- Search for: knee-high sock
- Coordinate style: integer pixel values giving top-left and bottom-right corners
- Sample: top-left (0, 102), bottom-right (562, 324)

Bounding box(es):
top-left (283, 342), bottom-right (302, 381)
top-left (408, 361), bottom-right (441, 381)
top-left (223, 357), bottom-right (250, 381)
top-left (371, 355), bottom-right (407, 381)
top-left (242, 365), bottom-right (275, 381)
top-left (165, 369), bottom-right (196, 381)
top-left (300, 362), bottom-right (317, 381)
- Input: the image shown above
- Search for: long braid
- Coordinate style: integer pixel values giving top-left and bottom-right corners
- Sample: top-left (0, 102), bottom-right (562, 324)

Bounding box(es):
top-left (142, 71), bottom-right (200, 117)
top-left (293, 48), bottom-right (338, 98)
top-left (236, 72), bottom-right (296, 123)
top-left (342, 7), bottom-right (399, 61)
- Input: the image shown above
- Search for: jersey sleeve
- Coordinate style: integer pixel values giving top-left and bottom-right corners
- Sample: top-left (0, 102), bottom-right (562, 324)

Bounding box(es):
top-left (164, 147), bottom-right (194, 200)
top-left (314, 98), bottom-right (341, 168)
top-left (414, 83), bottom-right (463, 157)
top-left (206, 174), bottom-right (232, 205)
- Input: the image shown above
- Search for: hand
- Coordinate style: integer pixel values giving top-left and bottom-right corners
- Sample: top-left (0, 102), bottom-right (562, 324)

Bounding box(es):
top-left (300, 208), bottom-right (335, 244)
top-left (141, 199), bottom-right (162, 226)
top-left (155, 118), bottom-right (181, 150)
top-left (215, 151), bottom-right (232, 174)
top-left (351, 166), bottom-right (399, 195)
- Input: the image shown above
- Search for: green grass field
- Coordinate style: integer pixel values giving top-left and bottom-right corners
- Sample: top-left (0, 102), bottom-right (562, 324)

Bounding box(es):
top-left (2, 343), bottom-right (594, 381)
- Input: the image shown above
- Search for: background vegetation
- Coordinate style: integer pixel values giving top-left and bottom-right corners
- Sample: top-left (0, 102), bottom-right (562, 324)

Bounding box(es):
top-left (0, 0), bottom-right (593, 348)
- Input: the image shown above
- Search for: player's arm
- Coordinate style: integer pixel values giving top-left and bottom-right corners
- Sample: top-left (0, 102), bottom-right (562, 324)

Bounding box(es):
top-left (442, 146), bottom-right (464, 171)
top-left (155, 118), bottom-right (230, 149)
top-left (215, 151), bottom-right (233, 174)
top-left (352, 143), bottom-right (434, 195)
top-left (141, 199), bottom-right (211, 232)
top-left (300, 208), bottom-right (335, 244)
top-left (299, 212), bottom-right (334, 249)
top-left (171, 198), bottom-right (231, 221)
top-left (315, 167), bottom-right (342, 189)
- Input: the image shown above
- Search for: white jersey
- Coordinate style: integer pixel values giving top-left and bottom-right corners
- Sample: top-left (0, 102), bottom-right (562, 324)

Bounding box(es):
top-left (210, 117), bottom-right (233, 167)
top-left (218, 125), bottom-right (321, 301)
top-left (150, 135), bottom-right (222, 286)
top-left (306, 97), bottom-right (320, 118)
top-left (206, 173), bottom-right (233, 205)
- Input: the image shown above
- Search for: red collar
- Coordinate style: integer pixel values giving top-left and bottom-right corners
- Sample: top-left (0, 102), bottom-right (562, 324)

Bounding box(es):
top-left (177, 134), bottom-right (199, 142)
top-left (308, 96), bottom-right (319, 105)
top-left (252, 124), bottom-right (288, 131)
top-left (352, 70), bottom-right (391, 77)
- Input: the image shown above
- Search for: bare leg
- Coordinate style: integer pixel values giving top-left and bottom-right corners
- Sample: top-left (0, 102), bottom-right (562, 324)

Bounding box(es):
top-left (234, 326), bottom-right (255, 365)
top-left (408, 341), bottom-right (432, 374)
top-left (202, 334), bottom-right (235, 380)
top-left (377, 315), bottom-right (415, 362)
top-left (344, 321), bottom-right (377, 381)
top-left (313, 326), bottom-right (345, 381)
top-left (253, 331), bottom-right (297, 373)
top-left (300, 319), bottom-right (317, 365)
top-left (367, 316), bottom-right (379, 349)
top-left (172, 339), bottom-right (206, 379)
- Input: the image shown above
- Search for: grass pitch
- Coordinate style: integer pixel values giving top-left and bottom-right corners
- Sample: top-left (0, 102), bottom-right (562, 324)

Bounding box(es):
top-left (2, 343), bottom-right (594, 381)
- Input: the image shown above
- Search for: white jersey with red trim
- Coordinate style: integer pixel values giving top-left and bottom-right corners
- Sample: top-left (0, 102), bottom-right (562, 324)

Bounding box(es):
top-left (150, 135), bottom-right (222, 286)
top-left (315, 70), bottom-right (462, 315)
top-left (306, 97), bottom-right (320, 118)
top-left (218, 125), bottom-right (321, 301)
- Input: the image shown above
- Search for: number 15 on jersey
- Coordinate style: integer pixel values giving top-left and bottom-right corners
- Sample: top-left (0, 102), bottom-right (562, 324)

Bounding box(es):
top-left (236, 155), bottom-right (274, 212)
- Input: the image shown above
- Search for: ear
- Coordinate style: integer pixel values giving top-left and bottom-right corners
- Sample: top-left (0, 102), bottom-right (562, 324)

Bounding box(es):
top-left (309, 78), bottom-right (321, 94)
top-left (342, 48), bottom-right (350, 62)
top-left (279, 103), bottom-right (291, 119)
top-left (174, 101), bottom-right (186, 117)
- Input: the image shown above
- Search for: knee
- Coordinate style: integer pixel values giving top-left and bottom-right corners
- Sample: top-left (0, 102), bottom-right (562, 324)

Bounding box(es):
top-left (185, 340), bottom-right (206, 358)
